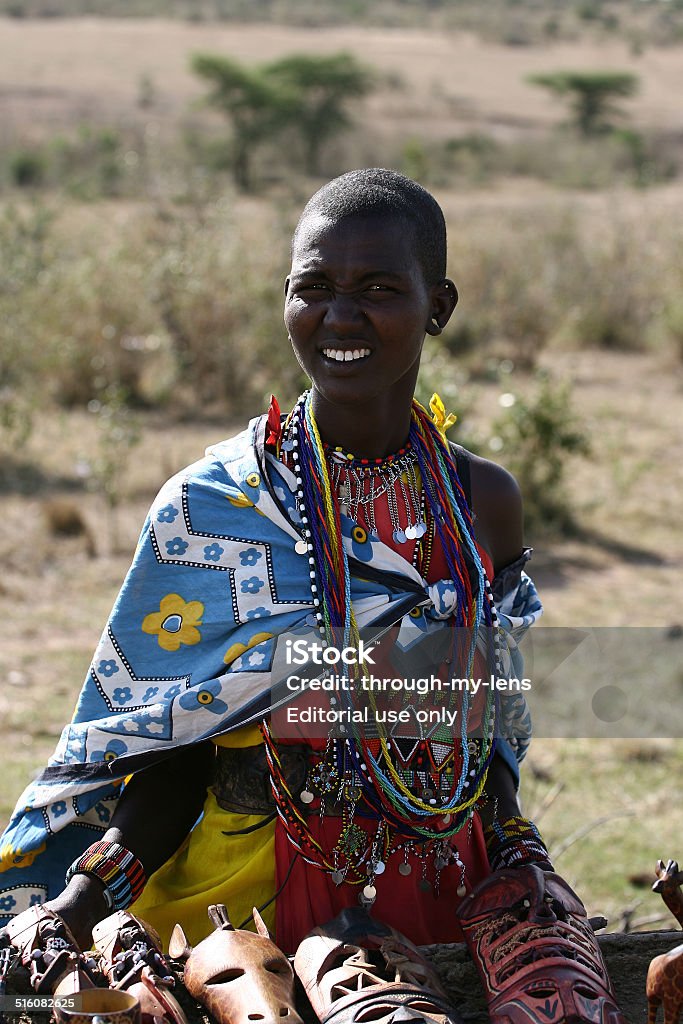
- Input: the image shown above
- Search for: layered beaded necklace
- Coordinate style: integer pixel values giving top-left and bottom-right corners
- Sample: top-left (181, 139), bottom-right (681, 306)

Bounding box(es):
top-left (263, 391), bottom-right (501, 903)
top-left (326, 444), bottom-right (427, 545)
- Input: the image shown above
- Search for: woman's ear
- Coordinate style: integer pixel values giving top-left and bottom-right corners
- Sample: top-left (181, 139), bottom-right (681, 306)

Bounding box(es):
top-left (426, 278), bottom-right (458, 336)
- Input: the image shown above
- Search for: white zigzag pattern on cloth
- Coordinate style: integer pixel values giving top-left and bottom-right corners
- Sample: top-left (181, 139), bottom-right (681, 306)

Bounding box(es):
top-left (150, 481), bottom-right (310, 624)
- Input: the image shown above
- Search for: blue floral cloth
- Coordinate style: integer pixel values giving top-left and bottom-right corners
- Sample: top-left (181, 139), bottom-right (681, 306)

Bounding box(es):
top-left (0, 416), bottom-right (541, 923)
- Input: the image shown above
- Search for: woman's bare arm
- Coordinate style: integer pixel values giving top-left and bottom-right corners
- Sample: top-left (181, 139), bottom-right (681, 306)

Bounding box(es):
top-left (468, 452), bottom-right (526, 824)
top-left (45, 741), bottom-right (214, 948)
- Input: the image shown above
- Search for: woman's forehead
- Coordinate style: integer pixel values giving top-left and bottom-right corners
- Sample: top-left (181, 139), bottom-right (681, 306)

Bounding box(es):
top-left (290, 212), bottom-right (419, 274)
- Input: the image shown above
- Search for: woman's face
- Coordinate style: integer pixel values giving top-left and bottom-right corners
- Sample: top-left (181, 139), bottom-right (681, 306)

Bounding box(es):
top-left (284, 213), bottom-right (454, 414)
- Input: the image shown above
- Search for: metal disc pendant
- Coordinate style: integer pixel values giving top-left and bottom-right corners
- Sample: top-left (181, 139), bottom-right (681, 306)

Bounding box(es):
top-left (404, 524), bottom-right (417, 540)
top-left (393, 528), bottom-right (407, 544)
top-left (373, 860), bottom-right (386, 875)
top-left (295, 539), bottom-right (308, 555)
top-left (300, 790), bottom-right (314, 804)
top-left (414, 522), bottom-right (427, 538)
top-left (331, 870), bottom-right (344, 886)
top-left (398, 862), bottom-right (412, 876)
top-left (419, 879), bottom-right (431, 892)
top-left (362, 884), bottom-right (377, 901)
top-left (457, 884), bottom-right (467, 898)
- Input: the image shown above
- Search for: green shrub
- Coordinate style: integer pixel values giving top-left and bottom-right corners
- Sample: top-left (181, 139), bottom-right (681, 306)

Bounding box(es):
top-left (9, 150), bottom-right (46, 187)
top-left (576, 3), bottom-right (601, 22)
top-left (495, 128), bottom-right (676, 189)
top-left (400, 139), bottom-right (430, 184)
top-left (400, 125), bottom-right (675, 194)
top-left (490, 373), bottom-right (590, 535)
top-left (442, 134), bottom-right (500, 184)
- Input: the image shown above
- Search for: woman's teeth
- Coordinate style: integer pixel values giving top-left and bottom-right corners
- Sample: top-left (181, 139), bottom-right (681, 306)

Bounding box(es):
top-left (323, 348), bottom-right (371, 362)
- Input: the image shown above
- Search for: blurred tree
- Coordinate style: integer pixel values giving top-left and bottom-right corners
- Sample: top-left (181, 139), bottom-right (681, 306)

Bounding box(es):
top-left (191, 54), bottom-right (296, 189)
top-left (192, 52), bottom-right (373, 186)
top-left (264, 53), bottom-right (373, 173)
top-left (528, 70), bottom-right (639, 136)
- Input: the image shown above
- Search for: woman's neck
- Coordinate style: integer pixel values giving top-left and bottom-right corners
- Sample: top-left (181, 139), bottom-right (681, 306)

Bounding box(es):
top-left (308, 389), bottom-right (414, 460)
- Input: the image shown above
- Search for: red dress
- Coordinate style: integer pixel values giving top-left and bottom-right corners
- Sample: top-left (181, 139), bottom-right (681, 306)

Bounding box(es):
top-left (273, 487), bottom-right (494, 951)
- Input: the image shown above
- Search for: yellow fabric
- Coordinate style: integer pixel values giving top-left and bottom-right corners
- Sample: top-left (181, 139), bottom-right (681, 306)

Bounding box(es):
top-left (131, 725), bottom-right (276, 950)
top-left (428, 393), bottom-right (457, 438)
top-left (213, 722), bottom-right (263, 748)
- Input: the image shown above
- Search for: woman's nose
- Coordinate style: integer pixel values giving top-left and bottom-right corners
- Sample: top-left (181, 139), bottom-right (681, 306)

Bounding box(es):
top-left (322, 293), bottom-right (364, 331)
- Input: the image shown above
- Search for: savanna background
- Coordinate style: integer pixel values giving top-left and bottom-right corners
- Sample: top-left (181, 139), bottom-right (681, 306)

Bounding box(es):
top-left (0, 0), bottom-right (682, 934)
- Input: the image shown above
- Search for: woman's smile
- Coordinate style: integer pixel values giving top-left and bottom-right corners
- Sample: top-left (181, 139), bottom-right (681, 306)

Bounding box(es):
top-left (320, 346), bottom-right (372, 364)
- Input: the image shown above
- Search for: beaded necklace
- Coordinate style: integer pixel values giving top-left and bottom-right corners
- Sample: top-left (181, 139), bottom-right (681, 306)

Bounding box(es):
top-left (326, 443), bottom-right (427, 545)
top-left (265, 391), bottom-right (501, 903)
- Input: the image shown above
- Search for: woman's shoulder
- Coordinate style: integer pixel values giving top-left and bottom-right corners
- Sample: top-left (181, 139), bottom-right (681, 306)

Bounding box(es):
top-left (452, 445), bottom-right (523, 576)
top-left (151, 420), bottom-right (261, 508)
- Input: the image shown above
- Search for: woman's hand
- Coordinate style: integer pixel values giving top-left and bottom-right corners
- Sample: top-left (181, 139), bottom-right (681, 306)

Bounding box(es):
top-left (8, 741), bottom-right (216, 955)
top-left (42, 873), bottom-right (111, 950)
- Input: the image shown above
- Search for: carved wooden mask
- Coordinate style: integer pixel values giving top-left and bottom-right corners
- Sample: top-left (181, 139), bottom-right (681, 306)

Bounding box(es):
top-left (170, 905), bottom-right (303, 1024)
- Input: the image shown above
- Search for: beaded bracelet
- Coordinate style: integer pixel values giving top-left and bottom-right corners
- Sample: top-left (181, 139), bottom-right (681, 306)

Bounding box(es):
top-left (65, 840), bottom-right (146, 911)
top-left (484, 815), bottom-right (553, 873)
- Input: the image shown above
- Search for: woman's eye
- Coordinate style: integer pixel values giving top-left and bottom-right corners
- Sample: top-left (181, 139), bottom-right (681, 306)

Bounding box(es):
top-left (296, 283), bottom-right (328, 295)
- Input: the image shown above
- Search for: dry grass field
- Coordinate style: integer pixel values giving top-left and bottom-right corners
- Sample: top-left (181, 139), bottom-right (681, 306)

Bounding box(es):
top-left (1, 18), bottom-right (683, 144)
top-left (0, 15), bottom-right (682, 933)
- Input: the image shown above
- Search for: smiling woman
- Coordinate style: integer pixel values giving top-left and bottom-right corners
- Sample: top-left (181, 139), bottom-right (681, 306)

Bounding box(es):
top-left (0, 169), bottom-right (626, 1023)
top-left (284, 174), bottom-right (456, 459)
top-left (285, 215), bottom-right (455, 455)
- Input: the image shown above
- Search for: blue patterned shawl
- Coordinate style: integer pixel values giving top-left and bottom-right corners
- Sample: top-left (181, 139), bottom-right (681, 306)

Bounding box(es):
top-left (0, 415), bottom-right (542, 924)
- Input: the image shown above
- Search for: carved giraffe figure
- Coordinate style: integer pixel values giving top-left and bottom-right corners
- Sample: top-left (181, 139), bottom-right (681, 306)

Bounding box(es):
top-left (654, 861), bottom-right (683, 929)
top-left (647, 859), bottom-right (683, 1024)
